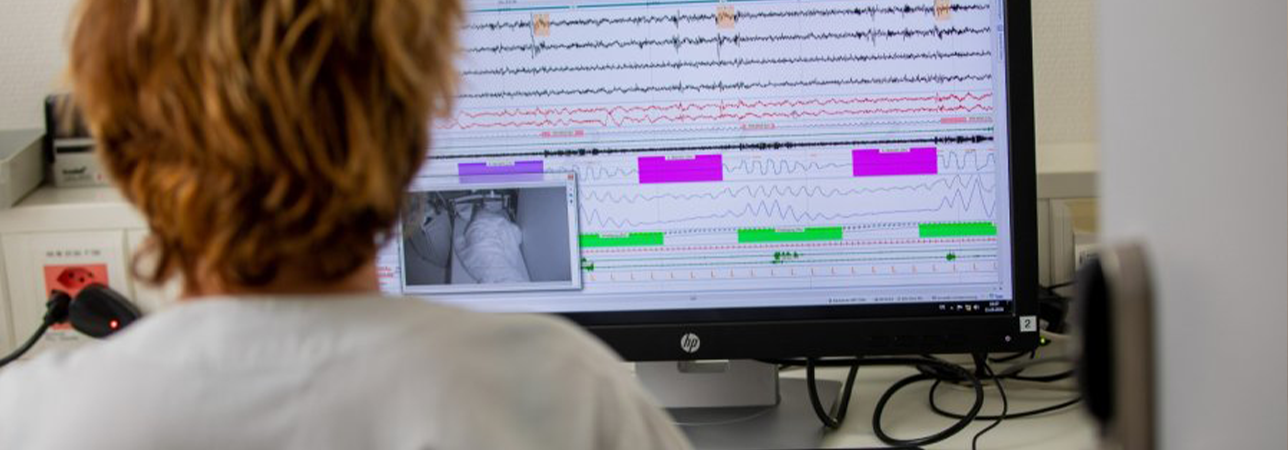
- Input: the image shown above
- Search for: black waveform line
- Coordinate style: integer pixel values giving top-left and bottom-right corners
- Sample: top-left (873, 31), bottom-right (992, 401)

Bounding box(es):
top-left (939, 149), bottom-right (996, 172)
top-left (550, 164), bottom-right (638, 181)
top-left (459, 73), bottom-right (992, 99)
top-left (430, 135), bottom-right (994, 160)
top-left (466, 27), bottom-right (990, 55)
top-left (554, 159), bottom-right (846, 181)
top-left (462, 50), bottom-right (992, 76)
top-left (582, 174), bottom-right (991, 204)
top-left (714, 150), bottom-right (995, 175)
top-left (558, 149), bottom-right (992, 181)
top-left (580, 175), bottom-right (997, 228)
top-left (722, 160), bottom-right (847, 177)
top-left (465, 3), bottom-right (992, 31)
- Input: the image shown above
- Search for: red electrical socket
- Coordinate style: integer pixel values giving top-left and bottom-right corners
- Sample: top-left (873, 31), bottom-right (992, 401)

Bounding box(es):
top-left (43, 264), bottom-right (110, 330)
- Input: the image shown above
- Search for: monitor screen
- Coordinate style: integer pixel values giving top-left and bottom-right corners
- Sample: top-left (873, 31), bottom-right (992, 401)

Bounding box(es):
top-left (380, 0), bottom-right (1022, 326)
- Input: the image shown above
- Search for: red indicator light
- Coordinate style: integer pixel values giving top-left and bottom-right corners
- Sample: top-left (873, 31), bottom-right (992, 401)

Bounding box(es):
top-left (109, 320), bottom-right (119, 330)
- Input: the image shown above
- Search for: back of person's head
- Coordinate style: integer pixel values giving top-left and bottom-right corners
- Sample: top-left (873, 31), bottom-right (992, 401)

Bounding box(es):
top-left (66, 0), bottom-right (463, 292)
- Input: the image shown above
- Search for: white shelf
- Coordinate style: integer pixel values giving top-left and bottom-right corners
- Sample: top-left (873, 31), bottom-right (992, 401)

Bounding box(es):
top-left (0, 185), bottom-right (144, 234)
top-left (1037, 141), bottom-right (1098, 199)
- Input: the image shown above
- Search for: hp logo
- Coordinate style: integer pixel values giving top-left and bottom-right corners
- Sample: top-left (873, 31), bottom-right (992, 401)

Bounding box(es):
top-left (679, 333), bottom-right (701, 353)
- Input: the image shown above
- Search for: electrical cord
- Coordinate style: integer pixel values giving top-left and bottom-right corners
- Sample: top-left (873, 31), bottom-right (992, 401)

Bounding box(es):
top-left (929, 354), bottom-right (1081, 421)
top-left (805, 357), bottom-right (860, 429)
top-left (872, 356), bottom-right (984, 448)
top-left (770, 347), bottom-right (1079, 448)
top-left (995, 355), bottom-right (1076, 383)
top-left (1042, 281), bottom-right (1073, 291)
top-left (989, 333), bottom-right (1058, 364)
top-left (0, 291), bottom-right (72, 369)
top-left (969, 359), bottom-right (1007, 450)
top-left (763, 356), bottom-right (985, 447)
top-left (1008, 370), bottom-right (1074, 382)
top-left (918, 355), bottom-right (1073, 385)
top-left (928, 378), bottom-right (1082, 420)
top-left (987, 350), bottom-right (1033, 363)
top-left (0, 322), bottom-right (52, 369)
top-left (999, 355), bottom-right (1081, 379)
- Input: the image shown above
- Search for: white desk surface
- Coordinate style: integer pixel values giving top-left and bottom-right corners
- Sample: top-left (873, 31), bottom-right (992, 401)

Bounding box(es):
top-left (1, 362), bottom-right (1097, 450)
top-left (784, 365), bottom-right (1098, 450)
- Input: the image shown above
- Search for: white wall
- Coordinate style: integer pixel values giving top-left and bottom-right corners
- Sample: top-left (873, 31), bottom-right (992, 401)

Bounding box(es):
top-left (1098, 0), bottom-right (1288, 448)
top-left (1032, 0), bottom-right (1098, 145)
top-left (0, 0), bottom-right (77, 131)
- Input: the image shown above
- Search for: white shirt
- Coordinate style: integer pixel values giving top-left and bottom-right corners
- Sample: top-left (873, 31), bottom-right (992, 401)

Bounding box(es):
top-left (456, 206), bottom-right (530, 283)
top-left (0, 295), bottom-right (692, 450)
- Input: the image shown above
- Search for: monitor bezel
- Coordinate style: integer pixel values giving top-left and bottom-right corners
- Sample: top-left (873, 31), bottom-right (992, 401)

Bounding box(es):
top-left (562, 0), bottom-right (1040, 361)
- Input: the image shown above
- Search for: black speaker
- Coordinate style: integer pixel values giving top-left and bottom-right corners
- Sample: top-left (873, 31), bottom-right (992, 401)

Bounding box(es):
top-left (1072, 242), bottom-right (1156, 450)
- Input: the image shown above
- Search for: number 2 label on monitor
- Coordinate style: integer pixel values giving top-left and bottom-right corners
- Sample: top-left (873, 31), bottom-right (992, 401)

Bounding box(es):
top-left (1019, 316), bottom-right (1038, 333)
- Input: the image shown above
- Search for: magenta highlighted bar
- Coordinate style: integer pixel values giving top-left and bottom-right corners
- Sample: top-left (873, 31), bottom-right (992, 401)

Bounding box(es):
top-left (852, 147), bottom-right (939, 177)
top-left (458, 160), bottom-right (544, 183)
top-left (638, 155), bottom-right (723, 184)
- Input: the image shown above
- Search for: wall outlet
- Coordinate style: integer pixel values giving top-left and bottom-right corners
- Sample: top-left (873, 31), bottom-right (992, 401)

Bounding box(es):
top-left (1, 231), bottom-right (129, 356)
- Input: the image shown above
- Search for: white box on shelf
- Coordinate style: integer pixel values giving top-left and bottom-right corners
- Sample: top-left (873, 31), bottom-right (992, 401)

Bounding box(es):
top-left (0, 129), bottom-right (46, 208)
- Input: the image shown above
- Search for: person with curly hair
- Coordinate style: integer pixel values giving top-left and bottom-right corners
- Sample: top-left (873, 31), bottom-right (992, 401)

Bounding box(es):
top-left (0, 1), bottom-right (690, 449)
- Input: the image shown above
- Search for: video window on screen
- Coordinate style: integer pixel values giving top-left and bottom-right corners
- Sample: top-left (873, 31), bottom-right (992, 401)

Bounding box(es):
top-left (398, 176), bottom-right (582, 295)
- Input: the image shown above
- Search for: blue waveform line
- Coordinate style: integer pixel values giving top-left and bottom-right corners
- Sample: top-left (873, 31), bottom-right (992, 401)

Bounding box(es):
top-left (552, 150), bottom-right (995, 181)
top-left (579, 175), bottom-right (997, 228)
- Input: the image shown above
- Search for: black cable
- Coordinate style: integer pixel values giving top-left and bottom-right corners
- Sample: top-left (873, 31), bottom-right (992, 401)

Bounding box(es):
top-left (1009, 368), bottom-right (1071, 381)
top-left (0, 322), bottom-right (52, 368)
top-left (987, 350), bottom-right (1033, 363)
top-left (0, 291), bottom-right (72, 369)
top-left (919, 358), bottom-right (1074, 385)
top-left (761, 355), bottom-right (984, 448)
top-left (988, 334), bottom-right (1056, 364)
top-left (923, 353), bottom-right (1080, 421)
top-left (1042, 281), bottom-right (1074, 290)
top-left (997, 354), bottom-right (1076, 383)
top-left (791, 356), bottom-right (984, 447)
top-left (970, 358), bottom-right (1007, 450)
top-left (928, 378), bottom-right (1082, 420)
top-left (771, 355), bottom-right (1084, 447)
top-left (805, 357), bottom-right (860, 429)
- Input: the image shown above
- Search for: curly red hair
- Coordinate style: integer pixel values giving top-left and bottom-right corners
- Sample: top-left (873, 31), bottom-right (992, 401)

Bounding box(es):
top-left (67, 0), bottom-right (462, 290)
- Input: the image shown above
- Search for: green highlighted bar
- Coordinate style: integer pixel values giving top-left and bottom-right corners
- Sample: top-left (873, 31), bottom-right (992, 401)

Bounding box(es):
top-left (738, 227), bottom-right (843, 243)
top-left (580, 232), bottom-right (665, 248)
top-left (918, 222), bottom-right (998, 238)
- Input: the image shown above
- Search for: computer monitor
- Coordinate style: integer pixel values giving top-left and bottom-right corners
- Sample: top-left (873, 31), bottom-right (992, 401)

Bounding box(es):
top-left (382, 0), bottom-right (1036, 368)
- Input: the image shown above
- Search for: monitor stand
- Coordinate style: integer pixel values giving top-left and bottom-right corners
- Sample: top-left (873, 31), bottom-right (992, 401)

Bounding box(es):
top-left (637, 360), bottom-right (842, 450)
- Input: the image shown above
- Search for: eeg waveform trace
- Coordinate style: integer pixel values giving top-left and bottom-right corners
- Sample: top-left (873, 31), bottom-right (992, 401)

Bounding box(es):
top-left (383, 0), bottom-right (1015, 312)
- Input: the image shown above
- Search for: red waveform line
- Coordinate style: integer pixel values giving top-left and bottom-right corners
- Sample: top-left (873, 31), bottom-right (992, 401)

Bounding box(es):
top-left (439, 105), bottom-right (993, 130)
top-left (437, 93), bottom-right (993, 129)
